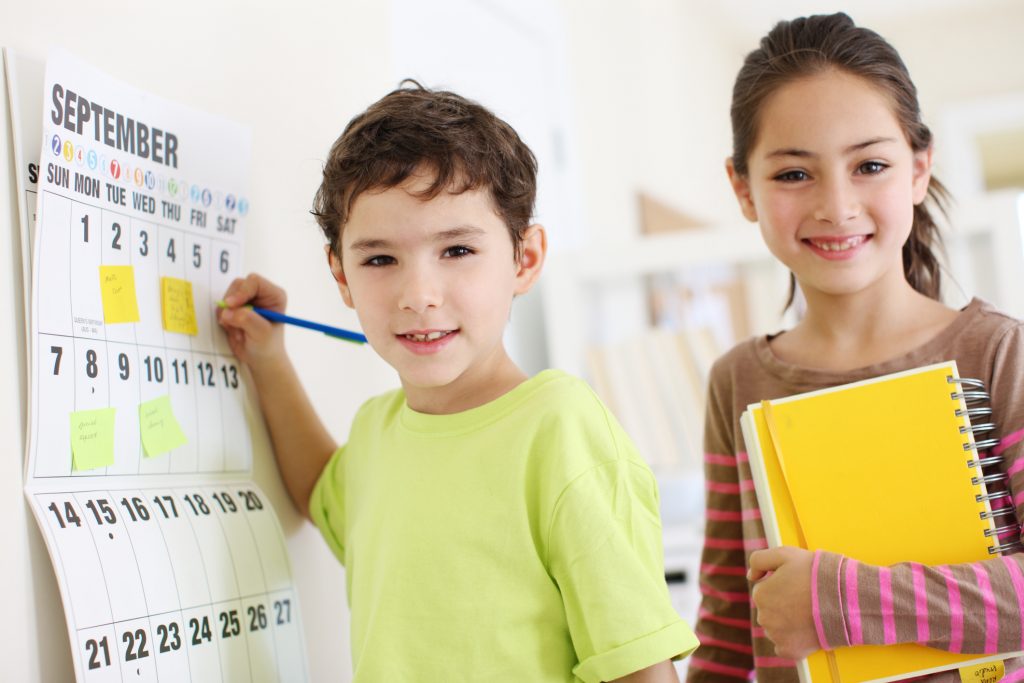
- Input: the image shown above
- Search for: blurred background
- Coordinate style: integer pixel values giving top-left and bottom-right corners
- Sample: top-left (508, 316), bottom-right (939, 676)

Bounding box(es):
top-left (2, 0), bottom-right (1023, 679)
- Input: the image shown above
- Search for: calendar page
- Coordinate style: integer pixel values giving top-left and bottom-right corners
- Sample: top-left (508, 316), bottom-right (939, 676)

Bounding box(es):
top-left (22, 49), bottom-right (309, 682)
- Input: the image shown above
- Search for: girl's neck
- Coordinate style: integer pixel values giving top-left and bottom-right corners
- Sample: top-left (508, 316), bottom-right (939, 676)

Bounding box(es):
top-left (770, 280), bottom-right (959, 372)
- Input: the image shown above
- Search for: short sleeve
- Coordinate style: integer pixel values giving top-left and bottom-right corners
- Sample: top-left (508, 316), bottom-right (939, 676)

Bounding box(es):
top-left (309, 443), bottom-right (347, 564)
top-left (548, 457), bottom-right (699, 682)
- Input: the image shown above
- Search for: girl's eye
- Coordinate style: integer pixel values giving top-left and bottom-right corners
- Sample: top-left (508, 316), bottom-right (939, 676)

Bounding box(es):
top-left (363, 255), bottom-right (395, 267)
top-left (443, 245), bottom-right (474, 259)
top-left (774, 169), bottom-right (809, 182)
top-left (858, 160), bottom-right (889, 175)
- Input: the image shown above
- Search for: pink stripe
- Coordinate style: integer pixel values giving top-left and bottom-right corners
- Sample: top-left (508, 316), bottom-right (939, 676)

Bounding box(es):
top-left (752, 626), bottom-right (766, 638)
top-left (845, 559), bottom-right (863, 645)
top-left (971, 564), bottom-right (999, 653)
top-left (699, 607), bottom-right (751, 629)
top-left (705, 453), bottom-right (737, 466)
top-left (705, 537), bottom-right (747, 550)
top-left (701, 563), bottom-right (748, 576)
top-left (992, 495), bottom-right (1013, 510)
top-left (937, 566), bottom-right (964, 653)
top-left (736, 451), bottom-right (749, 463)
top-left (744, 537), bottom-right (768, 551)
top-left (999, 526), bottom-right (1020, 539)
top-left (694, 634), bottom-right (753, 655)
top-left (995, 427), bottom-right (1024, 456)
top-left (755, 655), bottom-right (797, 667)
top-left (706, 480), bottom-right (756, 494)
top-left (811, 551), bottom-right (828, 649)
top-left (1001, 557), bottom-right (1024, 650)
top-left (911, 563), bottom-right (930, 643)
top-left (1003, 670), bottom-right (1024, 683)
top-left (707, 508), bottom-right (744, 521)
top-left (1014, 489), bottom-right (1024, 507)
top-left (701, 582), bottom-right (751, 603)
top-left (879, 567), bottom-right (896, 644)
top-left (689, 656), bottom-right (751, 678)
top-left (1008, 456), bottom-right (1024, 478)
top-left (705, 507), bottom-right (763, 521)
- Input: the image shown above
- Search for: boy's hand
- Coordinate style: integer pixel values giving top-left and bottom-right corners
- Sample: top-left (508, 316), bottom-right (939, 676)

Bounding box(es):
top-left (748, 546), bottom-right (818, 660)
top-left (217, 273), bottom-right (288, 368)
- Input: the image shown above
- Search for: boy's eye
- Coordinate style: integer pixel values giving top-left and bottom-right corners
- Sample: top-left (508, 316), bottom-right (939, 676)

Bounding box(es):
top-left (363, 255), bottom-right (395, 267)
top-left (857, 160), bottom-right (889, 175)
top-left (774, 169), bottom-right (809, 182)
top-left (443, 245), bottom-right (474, 259)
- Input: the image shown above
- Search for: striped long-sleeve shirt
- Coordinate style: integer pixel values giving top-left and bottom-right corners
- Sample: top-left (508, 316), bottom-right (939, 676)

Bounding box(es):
top-left (687, 298), bottom-right (1024, 682)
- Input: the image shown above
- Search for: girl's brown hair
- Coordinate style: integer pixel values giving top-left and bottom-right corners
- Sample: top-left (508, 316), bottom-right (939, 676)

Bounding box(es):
top-left (312, 81), bottom-right (537, 261)
top-left (730, 12), bottom-right (949, 306)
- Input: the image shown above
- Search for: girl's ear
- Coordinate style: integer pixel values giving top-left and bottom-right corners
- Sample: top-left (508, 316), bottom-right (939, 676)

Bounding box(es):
top-left (326, 244), bottom-right (354, 309)
top-left (513, 224), bottom-right (547, 296)
top-left (911, 145), bottom-right (934, 205)
top-left (726, 157), bottom-right (759, 222)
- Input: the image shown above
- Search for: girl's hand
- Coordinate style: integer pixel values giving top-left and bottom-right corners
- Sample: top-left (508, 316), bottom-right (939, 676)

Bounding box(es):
top-left (217, 273), bottom-right (288, 368)
top-left (748, 546), bottom-right (819, 659)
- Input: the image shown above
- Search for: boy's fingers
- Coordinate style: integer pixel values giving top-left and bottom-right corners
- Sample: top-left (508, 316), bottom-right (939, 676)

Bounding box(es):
top-left (221, 306), bottom-right (273, 337)
top-left (748, 548), bottom-right (788, 580)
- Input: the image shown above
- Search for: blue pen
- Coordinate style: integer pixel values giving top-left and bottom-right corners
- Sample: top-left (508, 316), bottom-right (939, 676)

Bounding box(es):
top-left (218, 300), bottom-right (367, 344)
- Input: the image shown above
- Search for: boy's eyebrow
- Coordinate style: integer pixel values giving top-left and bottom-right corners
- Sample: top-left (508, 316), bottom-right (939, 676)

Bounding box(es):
top-left (765, 137), bottom-right (898, 159)
top-left (346, 226), bottom-right (486, 253)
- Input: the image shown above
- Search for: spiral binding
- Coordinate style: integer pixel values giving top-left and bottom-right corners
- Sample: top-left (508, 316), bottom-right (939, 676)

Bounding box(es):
top-left (948, 375), bottom-right (1024, 555)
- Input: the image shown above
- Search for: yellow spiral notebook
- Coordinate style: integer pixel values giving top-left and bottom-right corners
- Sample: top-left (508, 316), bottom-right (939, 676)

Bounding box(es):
top-left (740, 361), bottom-right (1022, 683)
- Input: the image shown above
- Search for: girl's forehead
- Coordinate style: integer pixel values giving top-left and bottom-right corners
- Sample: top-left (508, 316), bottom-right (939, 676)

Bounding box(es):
top-left (752, 71), bottom-right (906, 153)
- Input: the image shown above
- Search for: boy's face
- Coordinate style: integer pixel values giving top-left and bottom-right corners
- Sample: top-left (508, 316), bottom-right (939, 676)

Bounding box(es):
top-left (329, 170), bottom-right (545, 410)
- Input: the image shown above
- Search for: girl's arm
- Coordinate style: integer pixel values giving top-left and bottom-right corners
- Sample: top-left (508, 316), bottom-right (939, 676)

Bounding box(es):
top-left (753, 323), bottom-right (1024, 659)
top-left (687, 376), bottom-right (757, 681)
top-left (218, 273), bottom-right (337, 519)
top-left (611, 659), bottom-right (679, 682)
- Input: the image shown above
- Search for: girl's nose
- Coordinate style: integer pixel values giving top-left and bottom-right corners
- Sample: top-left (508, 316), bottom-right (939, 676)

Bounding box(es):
top-left (813, 176), bottom-right (861, 225)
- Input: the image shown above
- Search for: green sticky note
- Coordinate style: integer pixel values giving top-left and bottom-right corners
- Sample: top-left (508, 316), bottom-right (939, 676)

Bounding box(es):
top-left (99, 265), bottom-right (140, 323)
top-left (70, 407), bottom-right (116, 471)
top-left (139, 395), bottom-right (187, 457)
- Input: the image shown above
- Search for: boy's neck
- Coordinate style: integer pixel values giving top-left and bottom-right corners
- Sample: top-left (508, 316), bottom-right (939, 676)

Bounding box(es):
top-left (402, 350), bottom-right (529, 415)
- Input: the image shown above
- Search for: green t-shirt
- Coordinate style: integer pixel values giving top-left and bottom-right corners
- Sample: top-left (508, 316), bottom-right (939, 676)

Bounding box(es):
top-left (310, 369), bottom-right (698, 682)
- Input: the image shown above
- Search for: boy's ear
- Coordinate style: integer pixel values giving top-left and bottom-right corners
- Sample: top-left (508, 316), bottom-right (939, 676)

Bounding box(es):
top-left (513, 224), bottom-right (547, 296)
top-left (726, 157), bottom-right (758, 222)
top-left (911, 145), bottom-right (933, 205)
top-left (326, 244), bottom-right (355, 309)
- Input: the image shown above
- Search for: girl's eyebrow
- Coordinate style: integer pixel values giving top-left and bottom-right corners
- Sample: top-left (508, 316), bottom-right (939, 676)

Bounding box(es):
top-left (765, 136), bottom-right (899, 159)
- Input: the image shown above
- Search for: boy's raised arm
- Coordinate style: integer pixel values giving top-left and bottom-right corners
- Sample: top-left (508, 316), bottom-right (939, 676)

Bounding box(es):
top-left (218, 273), bottom-right (337, 519)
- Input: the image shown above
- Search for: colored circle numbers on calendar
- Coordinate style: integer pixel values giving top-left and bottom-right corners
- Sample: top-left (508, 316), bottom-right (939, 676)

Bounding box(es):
top-left (32, 485), bottom-right (307, 682)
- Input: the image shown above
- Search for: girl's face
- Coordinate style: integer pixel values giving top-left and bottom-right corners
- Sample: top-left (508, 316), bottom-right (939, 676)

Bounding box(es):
top-left (727, 70), bottom-right (933, 303)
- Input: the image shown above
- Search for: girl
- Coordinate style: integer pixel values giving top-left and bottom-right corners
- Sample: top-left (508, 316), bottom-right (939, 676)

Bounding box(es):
top-left (689, 13), bottom-right (1024, 683)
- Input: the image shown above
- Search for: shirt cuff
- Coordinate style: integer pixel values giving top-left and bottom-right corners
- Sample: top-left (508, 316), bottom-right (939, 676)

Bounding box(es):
top-left (813, 550), bottom-right (851, 649)
top-left (572, 620), bottom-right (700, 683)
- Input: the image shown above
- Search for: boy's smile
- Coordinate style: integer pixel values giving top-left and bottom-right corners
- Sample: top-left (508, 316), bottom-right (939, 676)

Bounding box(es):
top-left (330, 170), bottom-right (545, 414)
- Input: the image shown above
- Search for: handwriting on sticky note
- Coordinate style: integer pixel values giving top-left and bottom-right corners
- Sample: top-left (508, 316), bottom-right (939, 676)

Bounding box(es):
top-left (161, 276), bottom-right (198, 335)
top-left (70, 407), bottom-right (116, 471)
top-left (139, 395), bottom-right (187, 457)
top-left (99, 265), bottom-right (140, 323)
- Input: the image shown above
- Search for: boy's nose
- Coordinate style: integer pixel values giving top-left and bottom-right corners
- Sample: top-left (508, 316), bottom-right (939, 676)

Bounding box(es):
top-left (813, 177), bottom-right (861, 225)
top-left (398, 267), bottom-right (442, 312)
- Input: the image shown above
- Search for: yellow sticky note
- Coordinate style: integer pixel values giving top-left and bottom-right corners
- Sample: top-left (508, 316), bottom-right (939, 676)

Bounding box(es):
top-left (959, 661), bottom-right (1005, 683)
top-left (99, 265), bottom-right (140, 323)
top-left (161, 276), bottom-right (198, 335)
top-left (138, 395), bottom-right (187, 457)
top-left (70, 407), bottom-right (116, 471)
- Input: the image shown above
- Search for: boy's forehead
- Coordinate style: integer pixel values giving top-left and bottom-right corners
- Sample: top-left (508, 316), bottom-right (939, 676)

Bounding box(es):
top-left (343, 181), bottom-right (506, 246)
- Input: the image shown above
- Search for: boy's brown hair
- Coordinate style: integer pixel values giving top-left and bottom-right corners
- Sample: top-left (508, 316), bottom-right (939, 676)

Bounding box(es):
top-left (312, 81), bottom-right (538, 261)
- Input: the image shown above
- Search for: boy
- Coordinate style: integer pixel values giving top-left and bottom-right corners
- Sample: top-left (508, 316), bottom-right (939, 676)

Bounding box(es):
top-left (218, 83), bottom-right (697, 682)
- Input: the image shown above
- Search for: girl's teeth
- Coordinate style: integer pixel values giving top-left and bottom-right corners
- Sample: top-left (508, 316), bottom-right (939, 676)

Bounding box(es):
top-left (810, 236), bottom-right (865, 251)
